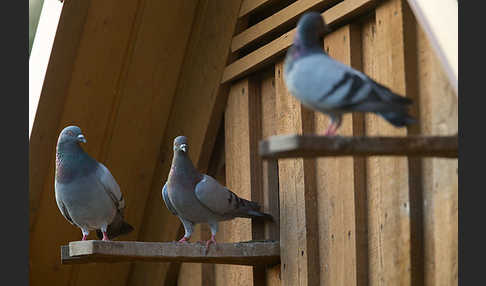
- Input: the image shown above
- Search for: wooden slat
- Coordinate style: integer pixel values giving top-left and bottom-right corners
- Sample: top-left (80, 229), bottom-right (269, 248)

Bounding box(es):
top-left (415, 20), bottom-right (458, 286)
top-left (259, 135), bottom-right (458, 158)
top-left (314, 25), bottom-right (358, 286)
top-left (215, 78), bottom-right (259, 285)
top-left (127, 1), bottom-right (244, 285)
top-left (365, 1), bottom-right (412, 284)
top-left (406, 0), bottom-right (457, 94)
top-left (61, 241), bottom-right (280, 266)
top-left (239, 0), bottom-right (280, 18)
top-left (222, 0), bottom-right (378, 84)
top-left (260, 70), bottom-right (282, 286)
top-left (232, 0), bottom-right (338, 53)
top-left (275, 60), bottom-right (320, 286)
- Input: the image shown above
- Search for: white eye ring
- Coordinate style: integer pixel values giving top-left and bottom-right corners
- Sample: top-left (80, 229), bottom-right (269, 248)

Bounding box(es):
top-left (77, 134), bottom-right (87, 143)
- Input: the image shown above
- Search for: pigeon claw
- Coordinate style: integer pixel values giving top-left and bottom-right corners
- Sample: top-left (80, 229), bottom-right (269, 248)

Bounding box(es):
top-left (204, 235), bottom-right (217, 255)
top-left (82, 234), bottom-right (87, 241)
top-left (102, 231), bottom-right (110, 241)
top-left (324, 123), bottom-right (338, 136)
top-left (178, 237), bottom-right (190, 243)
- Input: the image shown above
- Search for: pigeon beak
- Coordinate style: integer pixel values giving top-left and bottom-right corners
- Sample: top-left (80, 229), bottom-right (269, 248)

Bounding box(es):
top-left (180, 144), bottom-right (188, 153)
top-left (77, 134), bottom-right (87, 143)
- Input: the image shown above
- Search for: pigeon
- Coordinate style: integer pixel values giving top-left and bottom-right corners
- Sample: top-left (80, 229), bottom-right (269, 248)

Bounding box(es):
top-left (162, 136), bottom-right (273, 250)
top-left (54, 125), bottom-right (134, 241)
top-left (284, 12), bottom-right (416, 136)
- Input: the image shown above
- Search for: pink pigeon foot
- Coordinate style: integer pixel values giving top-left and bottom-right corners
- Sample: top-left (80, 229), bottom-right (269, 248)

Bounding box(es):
top-left (178, 237), bottom-right (190, 243)
top-left (324, 123), bottom-right (337, 136)
top-left (102, 231), bottom-right (110, 241)
top-left (82, 234), bottom-right (87, 241)
top-left (204, 235), bottom-right (217, 254)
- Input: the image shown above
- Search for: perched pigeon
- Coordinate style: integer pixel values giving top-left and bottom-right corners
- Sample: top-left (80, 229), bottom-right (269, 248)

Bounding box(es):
top-left (162, 136), bottom-right (273, 250)
top-left (284, 12), bottom-right (416, 135)
top-left (55, 125), bottom-right (134, 241)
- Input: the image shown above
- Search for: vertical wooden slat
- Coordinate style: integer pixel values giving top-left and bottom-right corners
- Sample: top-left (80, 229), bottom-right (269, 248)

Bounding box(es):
top-left (348, 23), bottom-right (370, 286)
top-left (363, 0), bottom-right (412, 285)
top-left (275, 60), bottom-right (320, 286)
top-left (416, 22), bottom-right (458, 286)
top-left (216, 77), bottom-right (260, 286)
top-left (259, 69), bottom-right (281, 286)
top-left (314, 24), bottom-right (359, 286)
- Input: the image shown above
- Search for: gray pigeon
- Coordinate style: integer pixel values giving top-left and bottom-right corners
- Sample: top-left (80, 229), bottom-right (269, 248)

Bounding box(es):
top-left (55, 125), bottom-right (134, 241)
top-left (284, 12), bottom-right (415, 135)
top-left (162, 136), bottom-right (273, 249)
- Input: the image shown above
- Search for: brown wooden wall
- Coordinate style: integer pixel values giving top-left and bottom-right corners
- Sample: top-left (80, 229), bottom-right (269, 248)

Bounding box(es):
top-left (30, 0), bottom-right (456, 285)
top-left (177, 0), bottom-right (457, 285)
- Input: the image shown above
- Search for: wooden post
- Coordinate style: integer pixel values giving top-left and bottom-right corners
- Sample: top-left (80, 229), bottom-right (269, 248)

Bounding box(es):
top-left (260, 69), bottom-right (281, 286)
top-left (363, 1), bottom-right (412, 284)
top-left (415, 19), bottom-right (458, 286)
top-left (275, 60), bottom-right (320, 286)
top-left (313, 24), bottom-right (361, 286)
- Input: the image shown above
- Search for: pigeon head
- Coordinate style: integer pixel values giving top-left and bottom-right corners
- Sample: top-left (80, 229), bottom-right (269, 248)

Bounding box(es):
top-left (173, 136), bottom-right (189, 153)
top-left (58, 125), bottom-right (87, 146)
top-left (294, 12), bottom-right (328, 50)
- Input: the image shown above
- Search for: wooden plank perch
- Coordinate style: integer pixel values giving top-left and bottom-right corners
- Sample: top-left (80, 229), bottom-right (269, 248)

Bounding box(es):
top-left (259, 135), bottom-right (458, 159)
top-left (61, 240), bottom-right (280, 266)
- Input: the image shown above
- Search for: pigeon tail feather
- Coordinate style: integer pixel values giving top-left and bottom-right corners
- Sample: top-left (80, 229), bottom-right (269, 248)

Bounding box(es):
top-left (232, 197), bottom-right (274, 221)
top-left (96, 213), bottom-right (134, 240)
top-left (378, 110), bottom-right (417, 127)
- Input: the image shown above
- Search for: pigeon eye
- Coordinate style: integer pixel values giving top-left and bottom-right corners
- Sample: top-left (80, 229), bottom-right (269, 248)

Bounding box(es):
top-left (66, 131), bottom-right (74, 136)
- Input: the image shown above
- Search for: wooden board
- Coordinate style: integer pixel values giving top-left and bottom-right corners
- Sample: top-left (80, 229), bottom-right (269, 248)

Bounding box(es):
top-left (232, 0), bottom-right (338, 53)
top-left (364, 1), bottom-right (412, 284)
top-left (222, 0), bottom-right (379, 84)
top-left (239, 0), bottom-right (280, 18)
top-left (415, 20), bottom-right (458, 286)
top-left (259, 70), bottom-right (282, 286)
top-left (215, 78), bottom-right (259, 285)
top-left (275, 60), bottom-right (320, 286)
top-left (61, 241), bottom-right (280, 266)
top-left (314, 25), bottom-right (358, 286)
top-left (259, 135), bottom-right (458, 158)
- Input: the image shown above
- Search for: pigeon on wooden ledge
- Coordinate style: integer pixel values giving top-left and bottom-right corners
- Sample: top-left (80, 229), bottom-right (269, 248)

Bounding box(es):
top-left (284, 11), bottom-right (416, 136)
top-left (54, 125), bottom-right (134, 241)
top-left (162, 136), bottom-right (273, 252)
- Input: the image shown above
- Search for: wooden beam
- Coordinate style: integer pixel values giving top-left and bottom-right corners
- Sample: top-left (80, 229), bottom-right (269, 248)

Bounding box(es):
top-left (222, 0), bottom-right (378, 84)
top-left (314, 24), bottom-right (360, 286)
top-left (61, 241), bottom-right (280, 266)
top-left (406, 0), bottom-right (457, 94)
top-left (239, 0), bottom-right (280, 18)
top-left (365, 2), bottom-right (412, 284)
top-left (415, 17), bottom-right (458, 286)
top-left (232, 0), bottom-right (338, 53)
top-left (275, 60), bottom-right (320, 285)
top-left (259, 135), bottom-right (458, 159)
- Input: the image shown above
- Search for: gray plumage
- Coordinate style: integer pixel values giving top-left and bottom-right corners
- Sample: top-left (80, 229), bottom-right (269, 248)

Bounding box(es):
top-left (284, 12), bottom-right (415, 135)
top-left (162, 136), bottom-right (273, 245)
top-left (55, 126), bottom-right (134, 241)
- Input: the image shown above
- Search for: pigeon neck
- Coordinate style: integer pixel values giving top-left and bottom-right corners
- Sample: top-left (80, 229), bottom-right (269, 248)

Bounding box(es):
top-left (56, 142), bottom-right (96, 183)
top-left (170, 151), bottom-right (202, 183)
